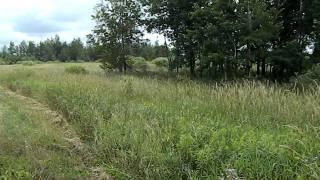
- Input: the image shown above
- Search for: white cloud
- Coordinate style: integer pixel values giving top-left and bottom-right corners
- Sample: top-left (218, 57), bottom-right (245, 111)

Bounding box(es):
top-left (0, 0), bottom-right (98, 46)
top-left (0, 0), bottom-right (164, 46)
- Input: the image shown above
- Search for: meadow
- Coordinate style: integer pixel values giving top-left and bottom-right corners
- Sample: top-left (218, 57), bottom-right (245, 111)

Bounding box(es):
top-left (0, 62), bottom-right (319, 179)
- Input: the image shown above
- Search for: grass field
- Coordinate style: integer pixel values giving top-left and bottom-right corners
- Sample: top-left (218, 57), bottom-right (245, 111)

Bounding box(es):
top-left (0, 63), bottom-right (319, 179)
top-left (0, 87), bottom-right (90, 179)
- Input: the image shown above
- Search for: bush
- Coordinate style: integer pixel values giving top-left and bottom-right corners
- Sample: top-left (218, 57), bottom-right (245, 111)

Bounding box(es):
top-left (100, 62), bottom-right (115, 72)
top-left (134, 60), bottom-right (148, 70)
top-left (152, 57), bottom-right (169, 68)
top-left (128, 56), bottom-right (148, 71)
top-left (0, 58), bottom-right (7, 65)
top-left (292, 65), bottom-right (320, 90)
top-left (65, 66), bottom-right (88, 75)
top-left (6, 55), bottom-right (22, 64)
top-left (21, 61), bottom-right (36, 66)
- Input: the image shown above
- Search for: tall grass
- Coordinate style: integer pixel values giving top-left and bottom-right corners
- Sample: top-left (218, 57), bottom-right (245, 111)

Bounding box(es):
top-left (0, 65), bottom-right (319, 179)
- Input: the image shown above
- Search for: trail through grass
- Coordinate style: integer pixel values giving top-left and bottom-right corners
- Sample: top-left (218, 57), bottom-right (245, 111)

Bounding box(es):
top-left (0, 87), bottom-right (94, 179)
top-left (0, 63), bottom-right (319, 179)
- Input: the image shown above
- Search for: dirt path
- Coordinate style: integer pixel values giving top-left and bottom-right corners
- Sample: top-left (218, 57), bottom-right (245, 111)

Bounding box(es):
top-left (0, 87), bottom-right (111, 179)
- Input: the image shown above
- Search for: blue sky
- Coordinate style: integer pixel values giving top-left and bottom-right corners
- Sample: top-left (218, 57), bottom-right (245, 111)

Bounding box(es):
top-left (0, 0), bottom-right (164, 46)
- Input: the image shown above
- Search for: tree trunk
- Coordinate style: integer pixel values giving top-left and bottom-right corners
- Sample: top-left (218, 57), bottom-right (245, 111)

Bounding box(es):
top-left (247, 0), bottom-right (252, 77)
top-left (261, 58), bottom-right (266, 77)
top-left (188, 50), bottom-right (196, 78)
top-left (257, 60), bottom-right (261, 77)
top-left (124, 58), bottom-right (127, 73)
top-left (246, 45), bottom-right (251, 76)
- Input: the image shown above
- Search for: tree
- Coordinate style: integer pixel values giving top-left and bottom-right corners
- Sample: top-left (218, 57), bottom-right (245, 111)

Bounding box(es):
top-left (68, 38), bottom-right (84, 61)
top-left (19, 41), bottom-right (28, 57)
top-left (27, 41), bottom-right (37, 58)
top-left (60, 42), bottom-right (70, 62)
top-left (237, 0), bottom-right (281, 77)
top-left (1, 46), bottom-right (8, 58)
top-left (193, 0), bottom-right (240, 79)
top-left (90, 0), bottom-right (143, 72)
top-left (52, 35), bottom-right (63, 60)
top-left (8, 42), bottom-right (17, 56)
top-left (143, 0), bottom-right (203, 77)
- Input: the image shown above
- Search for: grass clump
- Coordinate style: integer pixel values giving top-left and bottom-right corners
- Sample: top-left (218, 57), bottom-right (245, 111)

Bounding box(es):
top-left (65, 66), bottom-right (88, 75)
top-left (0, 63), bottom-right (319, 179)
top-left (21, 61), bottom-right (37, 66)
top-left (128, 56), bottom-right (148, 71)
top-left (152, 57), bottom-right (169, 68)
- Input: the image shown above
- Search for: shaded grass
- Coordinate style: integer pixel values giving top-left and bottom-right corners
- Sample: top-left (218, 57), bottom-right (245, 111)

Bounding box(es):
top-left (0, 63), bottom-right (319, 179)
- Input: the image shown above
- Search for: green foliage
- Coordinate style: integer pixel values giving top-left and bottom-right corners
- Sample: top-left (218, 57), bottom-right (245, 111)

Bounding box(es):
top-left (131, 42), bottom-right (168, 61)
top-left (143, 0), bottom-right (317, 80)
top-left (292, 65), bottom-right (320, 90)
top-left (5, 55), bottom-right (22, 64)
top-left (0, 35), bottom-right (93, 64)
top-left (90, 0), bottom-right (143, 73)
top-left (152, 57), bottom-right (169, 68)
top-left (68, 38), bottom-right (84, 61)
top-left (20, 61), bottom-right (37, 66)
top-left (65, 66), bottom-right (88, 75)
top-left (128, 56), bottom-right (148, 71)
top-left (0, 58), bottom-right (7, 65)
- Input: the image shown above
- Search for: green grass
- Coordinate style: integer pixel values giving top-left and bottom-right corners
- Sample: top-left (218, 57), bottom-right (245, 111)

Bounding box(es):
top-left (0, 88), bottom-right (89, 179)
top-left (0, 63), bottom-right (319, 179)
top-left (65, 65), bottom-right (89, 75)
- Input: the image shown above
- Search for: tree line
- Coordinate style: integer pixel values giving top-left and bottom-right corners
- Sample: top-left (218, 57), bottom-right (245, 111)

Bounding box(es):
top-left (0, 35), bottom-right (167, 64)
top-left (90, 0), bottom-right (320, 81)
top-left (0, 36), bottom-right (92, 63)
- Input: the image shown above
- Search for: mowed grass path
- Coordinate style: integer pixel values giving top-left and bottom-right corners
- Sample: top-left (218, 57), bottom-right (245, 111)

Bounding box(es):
top-left (0, 63), bottom-right (319, 179)
top-left (0, 87), bottom-right (92, 179)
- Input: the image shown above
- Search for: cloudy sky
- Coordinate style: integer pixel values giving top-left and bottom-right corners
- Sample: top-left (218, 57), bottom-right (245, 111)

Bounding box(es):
top-left (0, 0), bottom-right (164, 47)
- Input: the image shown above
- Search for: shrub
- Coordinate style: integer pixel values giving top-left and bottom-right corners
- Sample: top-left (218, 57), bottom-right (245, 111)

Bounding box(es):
top-left (152, 57), bottom-right (169, 68)
top-left (0, 58), bottom-right (7, 65)
top-left (100, 62), bottom-right (115, 72)
top-left (21, 61), bottom-right (36, 66)
top-left (65, 66), bottom-right (88, 75)
top-left (128, 56), bottom-right (148, 71)
top-left (134, 60), bottom-right (148, 70)
top-left (292, 65), bottom-right (320, 90)
top-left (6, 55), bottom-right (22, 64)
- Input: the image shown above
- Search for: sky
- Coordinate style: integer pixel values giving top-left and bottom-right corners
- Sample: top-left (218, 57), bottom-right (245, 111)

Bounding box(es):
top-left (0, 0), bottom-right (164, 47)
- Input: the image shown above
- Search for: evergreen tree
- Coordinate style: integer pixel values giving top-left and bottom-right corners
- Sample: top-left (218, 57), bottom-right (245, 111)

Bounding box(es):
top-left (19, 41), bottom-right (28, 57)
top-left (27, 41), bottom-right (37, 58)
top-left (68, 38), bottom-right (84, 61)
top-left (1, 45), bottom-right (8, 58)
top-left (52, 35), bottom-right (63, 60)
top-left (8, 42), bottom-right (17, 56)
